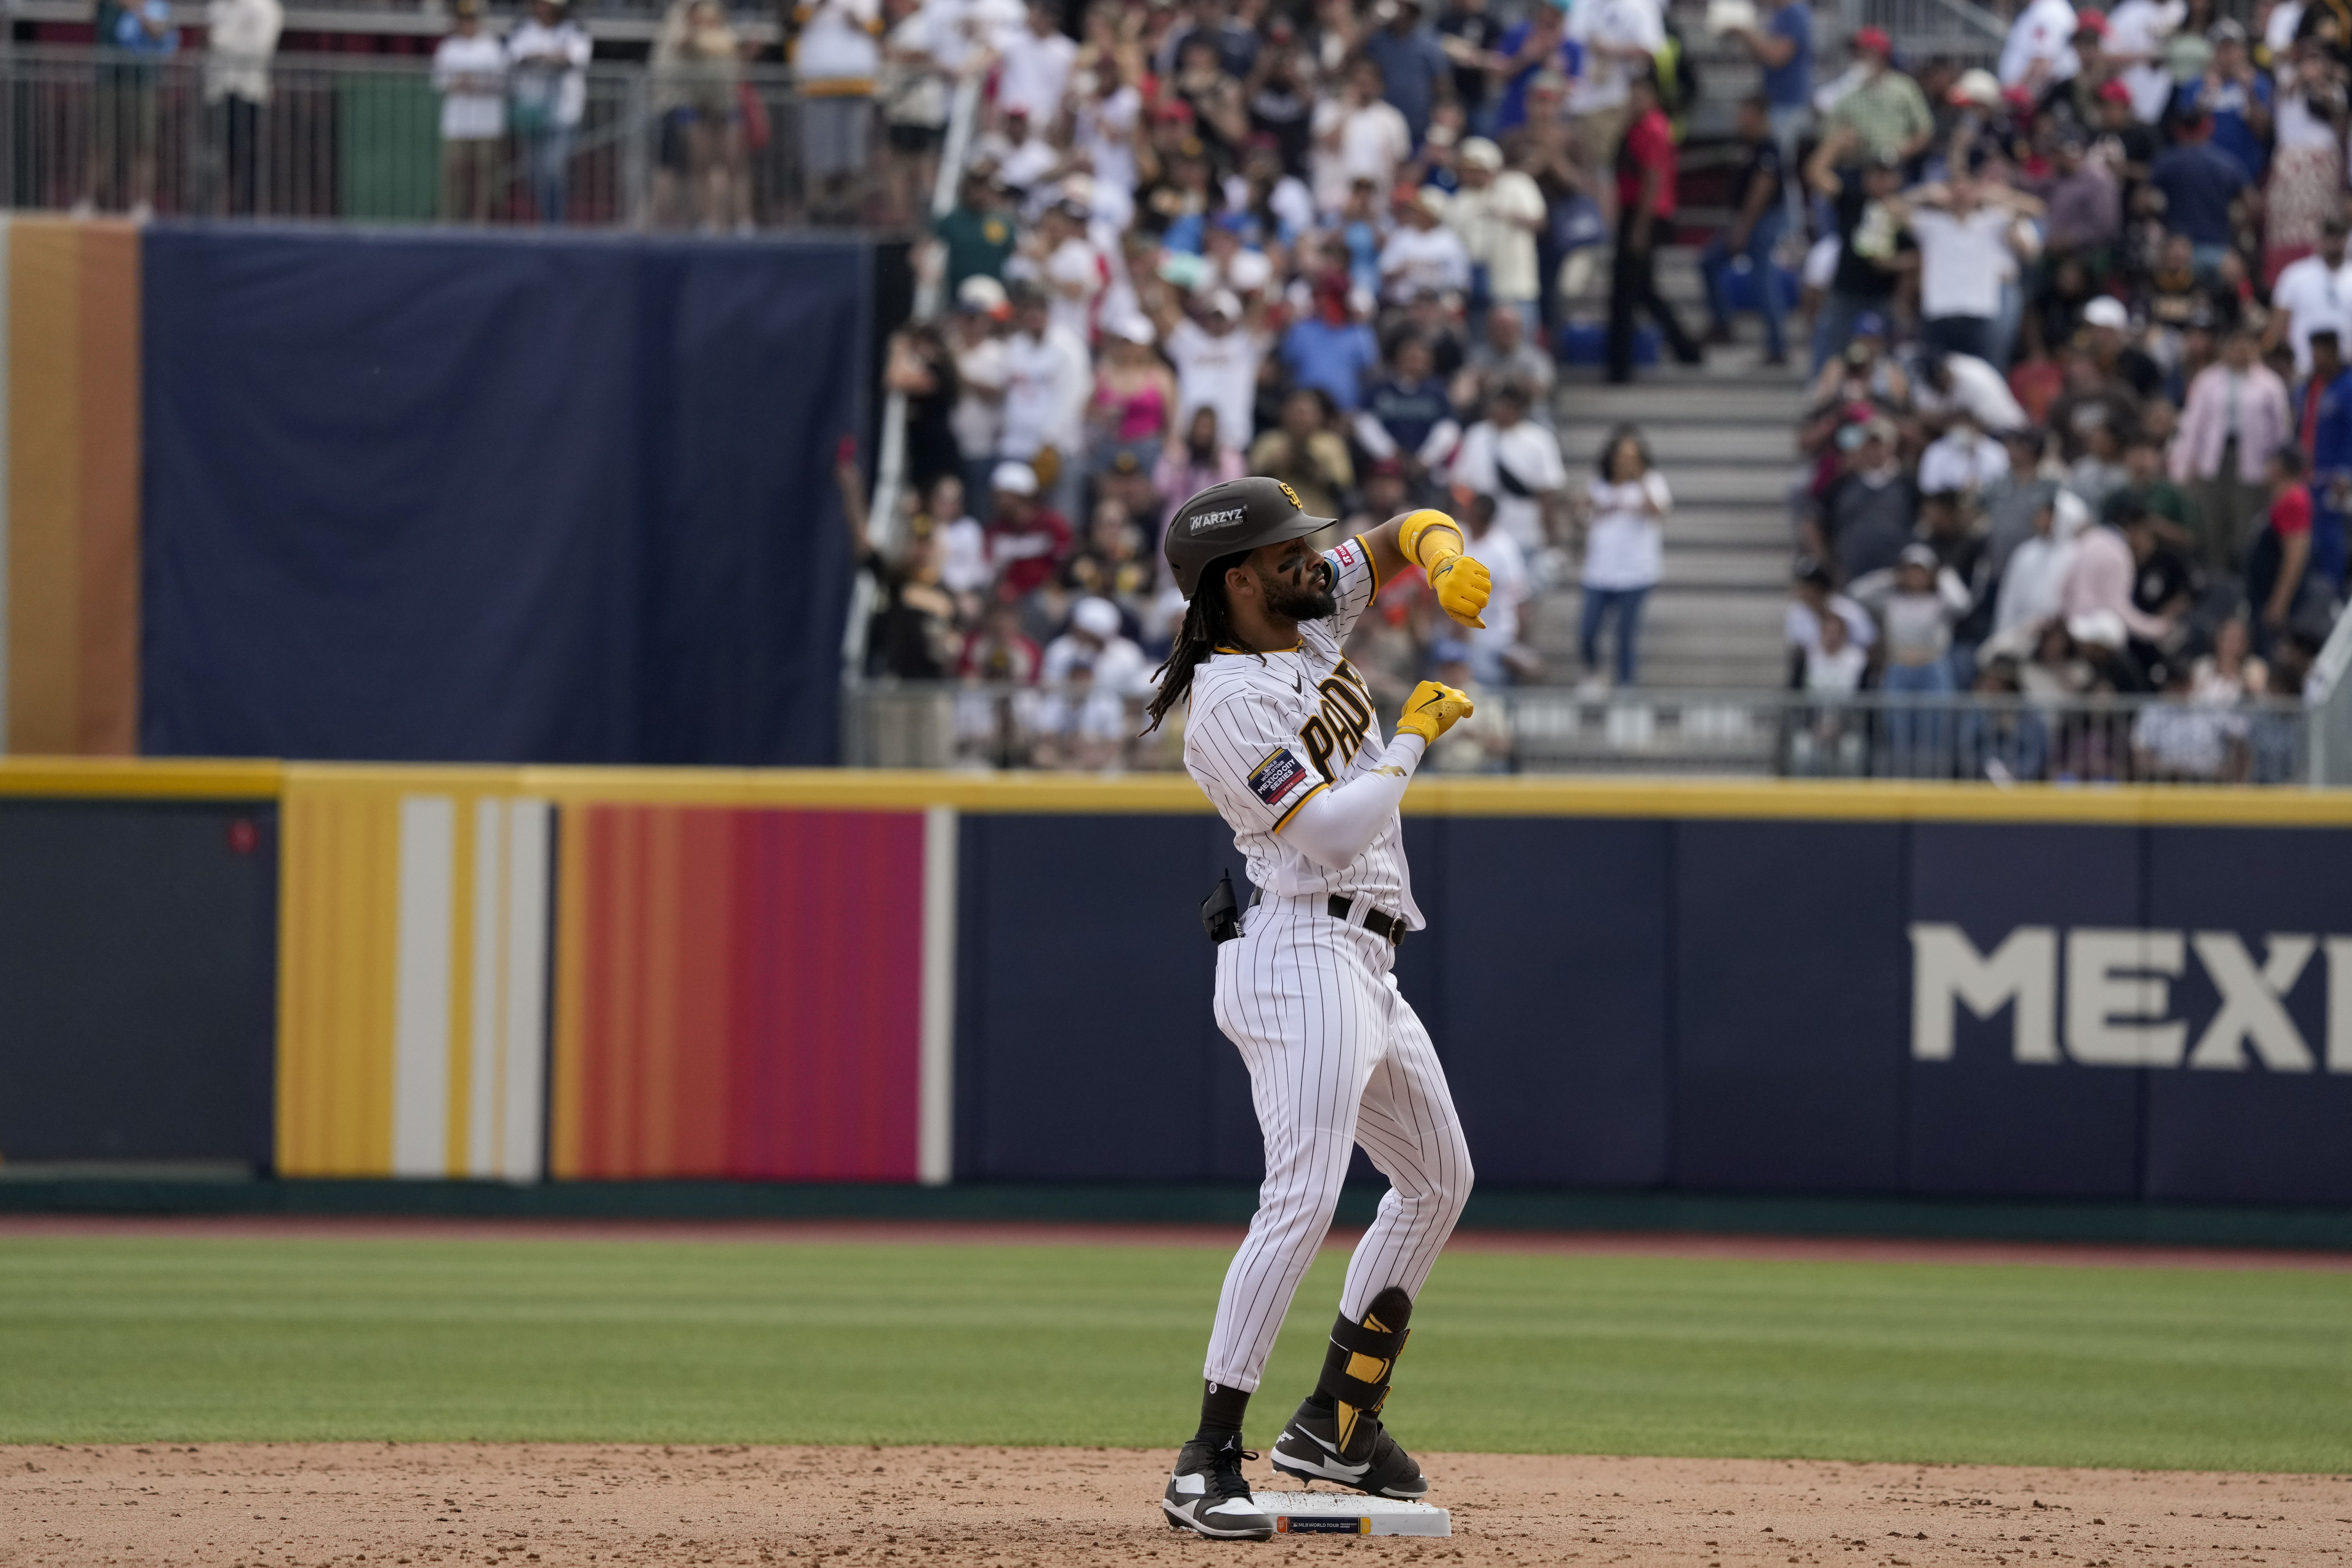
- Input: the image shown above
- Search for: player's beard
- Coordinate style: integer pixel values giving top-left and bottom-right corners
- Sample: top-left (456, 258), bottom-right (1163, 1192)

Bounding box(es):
top-left (1263, 560), bottom-right (1338, 622)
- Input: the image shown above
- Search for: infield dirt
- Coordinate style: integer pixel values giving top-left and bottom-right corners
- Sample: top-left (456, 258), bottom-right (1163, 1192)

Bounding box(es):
top-left (6, 1442), bottom-right (2346, 1568)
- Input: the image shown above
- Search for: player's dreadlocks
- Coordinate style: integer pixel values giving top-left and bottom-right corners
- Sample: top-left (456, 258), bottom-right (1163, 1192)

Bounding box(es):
top-left (1144, 550), bottom-right (1251, 734)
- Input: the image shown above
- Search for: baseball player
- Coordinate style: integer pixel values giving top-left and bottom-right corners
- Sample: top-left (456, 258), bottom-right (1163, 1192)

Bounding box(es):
top-left (1148, 475), bottom-right (1490, 1542)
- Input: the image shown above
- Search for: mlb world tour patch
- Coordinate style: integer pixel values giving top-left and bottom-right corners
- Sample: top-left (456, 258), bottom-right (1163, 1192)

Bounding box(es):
top-left (1259, 1492), bottom-right (1451, 1537)
top-left (1248, 748), bottom-right (1313, 810)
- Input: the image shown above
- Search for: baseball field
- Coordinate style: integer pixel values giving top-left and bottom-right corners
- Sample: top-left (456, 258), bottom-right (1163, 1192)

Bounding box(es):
top-left (3, 1218), bottom-right (2348, 1566)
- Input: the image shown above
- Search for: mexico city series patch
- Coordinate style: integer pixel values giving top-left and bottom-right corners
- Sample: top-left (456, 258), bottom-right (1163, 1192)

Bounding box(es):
top-left (1248, 747), bottom-right (1313, 811)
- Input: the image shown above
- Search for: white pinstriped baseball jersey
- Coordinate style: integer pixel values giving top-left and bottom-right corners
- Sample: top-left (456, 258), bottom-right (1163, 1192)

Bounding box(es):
top-left (1182, 535), bottom-right (1422, 928)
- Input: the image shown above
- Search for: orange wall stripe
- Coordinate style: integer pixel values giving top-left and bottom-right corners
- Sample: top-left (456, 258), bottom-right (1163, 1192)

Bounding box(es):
top-left (7, 218), bottom-right (81, 753)
top-left (72, 221), bottom-right (138, 755)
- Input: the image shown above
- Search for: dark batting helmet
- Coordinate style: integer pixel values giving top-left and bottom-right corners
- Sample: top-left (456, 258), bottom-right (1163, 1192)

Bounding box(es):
top-left (1162, 476), bottom-right (1335, 598)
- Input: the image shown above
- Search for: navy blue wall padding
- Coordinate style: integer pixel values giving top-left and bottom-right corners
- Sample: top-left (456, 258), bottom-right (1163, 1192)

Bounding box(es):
top-left (1905, 824), bottom-right (2146, 1200)
top-left (2143, 828), bottom-right (2352, 1205)
top-left (0, 800), bottom-right (277, 1165)
top-left (1672, 821), bottom-right (1907, 1192)
top-left (140, 225), bottom-right (868, 765)
top-left (1437, 818), bottom-right (1671, 1187)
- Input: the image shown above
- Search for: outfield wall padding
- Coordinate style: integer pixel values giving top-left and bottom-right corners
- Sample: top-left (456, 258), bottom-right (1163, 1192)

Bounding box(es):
top-left (6, 765), bottom-right (2352, 1209)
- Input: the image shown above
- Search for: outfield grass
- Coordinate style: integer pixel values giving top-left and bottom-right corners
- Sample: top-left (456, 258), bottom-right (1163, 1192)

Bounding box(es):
top-left (1, 1236), bottom-right (2346, 1472)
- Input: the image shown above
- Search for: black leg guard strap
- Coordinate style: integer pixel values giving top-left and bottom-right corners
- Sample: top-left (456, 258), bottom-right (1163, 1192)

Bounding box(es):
top-left (1312, 1286), bottom-right (1414, 1454)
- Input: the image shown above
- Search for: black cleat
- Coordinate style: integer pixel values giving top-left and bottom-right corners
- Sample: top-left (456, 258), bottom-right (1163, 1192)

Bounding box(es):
top-left (1161, 1433), bottom-right (1275, 1540)
top-left (1269, 1395), bottom-right (1428, 1499)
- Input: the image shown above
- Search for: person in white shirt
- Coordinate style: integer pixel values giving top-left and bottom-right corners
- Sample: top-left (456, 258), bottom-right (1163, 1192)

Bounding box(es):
top-left (796, 0), bottom-right (884, 217)
top-left (1448, 380), bottom-right (1565, 554)
top-left (1888, 176), bottom-right (2044, 366)
top-left (1576, 424), bottom-right (1669, 688)
top-left (433, 0), bottom-right (507, 223)
top-left (204, 0), bottom-right (280, 215)
top-left (1028, 198), bottom-right (1106, 345)
top-left (507, 0), bottom-right (591, 223)
top-left (1446, 138), bottom-right (1548, 337)
top-left (1566, 0), bottom-right (1664, 178)
top-left (1378, 188), bottom-right (1472, 305)
top-left (1917, 413), bottom-right (2012, 498)
top-left (1035, 594), bottom-right (1151, 767)
top-left (1458, 495), bottom-right (1533, 686)
top-left (2265, 213), bottom-right (2352, 378)
top-left (1998, 0), bottom-right (2079, 91)
top-left (1990, 488), bottom-right (2087, 639)
top-left (2103, 0), bottom-right (2184, 122)
top-left (929, 475), bottom-right (995, 600)
top-left (949, 275), bottom-right (1014, 505)
top-left (1310, 58), bottom-right (1411, 215)
top-left (1159, 290), bottom-right (1264, 455)
top-left (1000, 283), bottom-right (1095, 519)
top-left (1910, 350), bottom-right (2030, 432)
top-left (1073, 62), bottom-right (1144, 197)
top-left (996, 0), bottom-right (1076, 121)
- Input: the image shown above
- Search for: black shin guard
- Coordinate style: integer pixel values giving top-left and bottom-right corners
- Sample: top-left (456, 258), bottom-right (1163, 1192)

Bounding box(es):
top-left (1310, 1286), bottom-right (1413, 1455)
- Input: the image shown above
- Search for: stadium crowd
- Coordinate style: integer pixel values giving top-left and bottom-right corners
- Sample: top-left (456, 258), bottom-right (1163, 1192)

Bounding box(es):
top-left (1777, 0), bottom-right (2349, 781)
top-left (842, 0), bottom-right (2349, 779)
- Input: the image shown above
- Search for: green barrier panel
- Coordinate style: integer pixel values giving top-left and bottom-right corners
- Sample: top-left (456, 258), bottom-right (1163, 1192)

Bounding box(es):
top-left (337, 76), bottom-right (438, 223)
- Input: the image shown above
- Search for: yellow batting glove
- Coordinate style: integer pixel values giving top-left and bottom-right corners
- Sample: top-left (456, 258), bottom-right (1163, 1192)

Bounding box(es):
top-left (1396, 680), bottom-right (1475, 746)
top-left (1395, 509), bottom-right (1490, 628)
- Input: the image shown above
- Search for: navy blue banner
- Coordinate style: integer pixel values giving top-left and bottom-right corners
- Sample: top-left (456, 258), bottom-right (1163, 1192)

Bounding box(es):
top-left (140, 226), bottom-right (869, 765)
top-left (950, 811), bottom-right (2352, 1207)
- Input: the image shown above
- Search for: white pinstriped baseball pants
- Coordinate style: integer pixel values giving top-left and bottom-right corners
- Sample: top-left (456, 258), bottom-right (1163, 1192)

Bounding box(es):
top-left (1202, 896), bottom-right (1475, 1392)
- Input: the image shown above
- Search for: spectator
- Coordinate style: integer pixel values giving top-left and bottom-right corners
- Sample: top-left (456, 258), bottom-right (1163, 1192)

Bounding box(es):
top-left (1155, 405), bottom-right (1247, 517)
top-left (2264, 213), bottom-right (2352, 380)
top-left (2000, 0), bottom-right (2082, 93)
top-left (1920, 408), bottom-right (2010, 498)
top-left (983, 460), bottom-right (1073, 599)
top-left (1851, 543), bottom-right (1974, 774)
top-left (1380, 187), bottom-right (1472, 302)
top-left (1450, 379), bottom-right (1564, 554)
top-left (997, 0), bottom-right (1077, 124)
top-left (2058, 507), bottom-right (2175, 642)
top-left (948, 275), bottom-right (1012, 508)
top-left (1356, 335), bottom-right (1462, 491)
top-left (1698, 95), bottom-right (1792, 367)
top-left (1992, 489), bottom-right (2084, 638)
top-left (2147, 109), bottom-right (2253, 272)
top-left (1035, 595), bottom-right (1151, 769)
top-left (1575, 423), bottom-right (1669, 689)
top-left (203, 0), bottom-right (280, 218)
top-left (433, 0), bottom-right (507, 224)
top-left (934, 171), bottom-right (1018, 296)
top-left (1311, 57), bottom-right (1412, 214)
top-left (1805, 129), bottom-right (1914, 372)
top-left (507, 0), bottom-right (590, 224)
top-left (1000, 282), bottom-right (1094, 520)
top-left (664, 0), bottom-right (749, 232)
top-left (1161, 289), bottom-right (1265, 456)
top-left (2261, 41), bottom-right (2346, 286)
top-left (1279, 274), bottom-right (1381, 412)
top-left (2034, 130), bottom-right (2122, 264)
top-left (1787, 555), bottom-right (1879, 672)
top-left (1457, 492), bottom-right (1537, 686)
top-left (2104, 0), bottom-right (2181, 123)
top-left (1827, 26), bottom-right (1934, 167)
top-left (1810, 418), bottom-right (1918, 582)
top-left (1447, 137), bottom-right (1548, 339)
top-left (887, 322), bottom-right (962, 496)
top-left (1459, 279), bottom-right (1558, 413)
top-left (1360, 0), bottom-right (1452, 146)
top-left (1888, 172), bottom-right (2044, 364)
top-left (2103, 428), bottom-right (2202, 542)
top-left (1913, 350), bottom-right (2031, 432)
top-left (2246, 444), bottom-right (2321, 656)
top-left (1088, 315), bottom-right (1177, 474)
top-left (1565, 0), bottom-right (1664, 190)
top-left (1607, 70), bottom-right (1703, 385)
top-left (1724, 0), bottom-right (1812, 234)
top-left (1435, 0), bottom-right (1503, 131)
top-left (2172, 328), bottom-right (2292, 574)
top-left (2304, 327), bottom-right (2352, 595)
top-left (1247, 387), bottom-right (1355, 519)
top-left (877, 0), bottom-right (947, 227)
top-left (796, 0), bottom-right (882, 225)
top-left (1419, 640), bottom-right (1517, 771)
top-left (842, 447), bottom-right (961, 680)
top-left (2119, 500), bottom-right (2199, 627)
top-left (2174, 22), bottom-right (2271, 187)
top-left (927, 474), bottom-right (992, 604)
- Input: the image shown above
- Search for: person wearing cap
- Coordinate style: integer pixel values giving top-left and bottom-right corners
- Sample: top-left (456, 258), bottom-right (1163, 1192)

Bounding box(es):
top-left (1849, 541), bottom-right (1975, 772)
top-left (983, 459), bottom-right (1074, 598)
top-left (504, 0), bottom-right (591, 224)
top-left (1999, 0), bottom-right (2084, 92)
top-left (1882, 168), bottom-right (2043, 366)
top-left (1607, 69), bottom-right (1703, 384)
top-left (2174, 328), bottom-right (2293, 575)
top-left (2147, 109), bottom-right (2255, 274)
top-left (1156, 288), bottom-right (1265, 456)
top-left (2263, 214), bottom-right (2352, 380)
top-left (1029, 197), bottom-right (1108, 345)
top-left (933, 170), bottom-right (1018, 296)
top-left (947, 276), bottom-right (1013, 507)
top-left (2174, 21), bottom-right (2272, 185)
top-left (1379, 187), bottom-right (1473, 304)
top-left (1033, 594), bottom-right (1152, 769)
top-left (1826, 25), bottom-right (1934, 166)
top-left (1803, 125), bottom-right (1915, 372)
top-left (1808, 418), bottom-right (1918, 582)
top-left (1000, 283), bottom-right (1095, 521)
top-left (1356, 335), bottom-right (1463, 489)
top-left (432, 0), bottom-right (507, 223)
top-left (1447, 136), bottom-right (1547, 340)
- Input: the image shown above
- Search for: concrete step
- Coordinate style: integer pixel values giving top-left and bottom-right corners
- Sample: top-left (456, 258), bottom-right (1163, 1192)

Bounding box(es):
top-left (1556, 423), bottom-right (1799, 465)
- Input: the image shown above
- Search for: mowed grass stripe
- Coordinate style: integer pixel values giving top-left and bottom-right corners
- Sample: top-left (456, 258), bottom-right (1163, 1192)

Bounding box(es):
top-left (0, 1236), bottom-right (2344, 1471)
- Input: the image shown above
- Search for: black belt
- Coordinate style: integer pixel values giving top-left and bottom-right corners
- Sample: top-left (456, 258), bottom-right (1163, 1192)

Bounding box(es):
top-left (1248, 886), bottom-right (1408, 946)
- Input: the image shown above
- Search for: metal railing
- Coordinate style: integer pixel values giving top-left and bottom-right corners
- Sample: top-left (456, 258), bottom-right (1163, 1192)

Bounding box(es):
top-left (843, 681), bottom-right (2318, 785)
top-left (1841, 0), bottom-right (2006, 61)
top-left (0, 47), bottom-right (909, 229)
